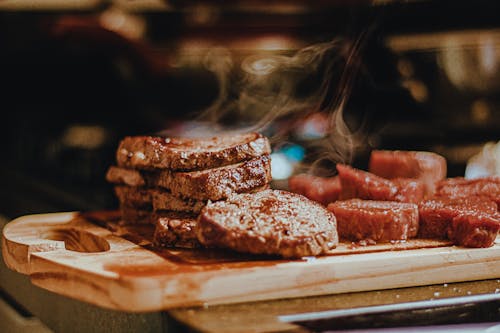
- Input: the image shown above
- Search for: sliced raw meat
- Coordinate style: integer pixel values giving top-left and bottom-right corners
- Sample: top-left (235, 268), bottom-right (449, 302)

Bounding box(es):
top-left (328, 199), bottom-right (419, 242)
top-left (450, 213), bottom-right (500, 248)
top-left (288, 174), bottom-right (341, 205)
top-left (436, 177), bottom-right (500, 207)
top-left (369, 150), bottom-right (446, 195)
top-left (418, 197), bottom-right (497, 239)
top-left (336, 164), bottom-right (424, 203)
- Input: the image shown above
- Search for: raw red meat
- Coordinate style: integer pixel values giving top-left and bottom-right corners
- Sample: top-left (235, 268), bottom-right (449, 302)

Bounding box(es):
top-left (336, 164), bottom-right (424, 203)
top-left (450, 213), bottom-right (500, 248)
top-left (328, 199), bottom-right (419, 242)
top-left (288, 174), bottom-right (341, 206)
top-left (369, 150), bottom-right (446, 196)
top-left (436, 177), bottom-right (500, 208)
top-left (418, 197), bottom-right (497, 239)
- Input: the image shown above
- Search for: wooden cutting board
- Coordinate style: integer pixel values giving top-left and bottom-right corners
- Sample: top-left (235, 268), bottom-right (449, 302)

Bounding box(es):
top-left (2, 211), bottom-right (500, 312)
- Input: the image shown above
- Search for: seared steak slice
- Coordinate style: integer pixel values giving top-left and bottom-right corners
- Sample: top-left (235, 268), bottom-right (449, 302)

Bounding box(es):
top-left (116, 132), bottom-right (271, 171)
top-left (152, 190), bottom-right (206, 214)
top-left (336, 164), bottom-right (424, 203)
top-left (197, 190), bottom-right (338, 258)
top-left (153, 212), bottom-right (201, 248)
top-left (114, 186), bottom-right (153, 209)
top-left (328, 199), bottom-right (419, 242)
top-left (120, 206), bottom-right (154, 224)
top-left (288, 174), bottom-right (341, 206)
top-left (157, 155), bottom-right (271, 201)
top-left (107, 155), bottom-right (271, 201)
top-left (369, 150), bottom-right (447, 195)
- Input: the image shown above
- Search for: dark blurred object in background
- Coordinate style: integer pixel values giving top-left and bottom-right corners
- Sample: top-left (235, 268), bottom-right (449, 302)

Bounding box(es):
top-left (1, 0), bottom-right (500, 218)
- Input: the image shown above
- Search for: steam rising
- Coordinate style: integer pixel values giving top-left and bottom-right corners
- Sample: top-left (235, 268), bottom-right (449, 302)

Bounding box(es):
top-left (184, 38), bottom-right (366, 175)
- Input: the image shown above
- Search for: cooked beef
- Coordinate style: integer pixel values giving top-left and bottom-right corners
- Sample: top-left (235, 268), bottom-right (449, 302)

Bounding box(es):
top-left (328, 199), bottom-right (419, 242)
top-left (116, 132), bottom-right (271, 171)
top-left (418, 197), bottom-right (497, 239)
top-left (120, 206), bottom-right (154, 224)
top-left (197, 190), bottom-right (338, 258)
top-left (157, 155), bottom-right (272, 201)
top-left (288, 174), bottom-right (341, 206)
top-left (114, 185), bottom-right (205, 213)
top-left (336, 164), bottom-right (424, 203)
top-left (106, 166), bottom-right (158, 187)
top-left (153, 211), bottom-right (201, 248)
top-left (369, 150), bottom-right (447, 195)
top-left (114, 186), bottom-right (153, 209)
top-left (450, 213), bottom-right (500, 248)
top-left (107, 155), bottom-right (271, 201)
top-left (435, 177), bottom-right (500, 208)
top-left (152, 190), bottom-right (206, 214)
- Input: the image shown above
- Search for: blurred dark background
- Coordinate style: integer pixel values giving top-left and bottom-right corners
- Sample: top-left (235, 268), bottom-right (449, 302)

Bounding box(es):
top-left (1, 0), bottom-right (500, 219)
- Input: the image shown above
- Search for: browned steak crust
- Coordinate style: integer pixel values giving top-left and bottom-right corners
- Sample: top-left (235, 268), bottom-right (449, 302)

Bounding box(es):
top-left (197, 190), bottom-right (338, 258)
top-left (116, 132), bottom-right (271, 171)
top-left (108, 156), bottom-right (271, 201)
top-left (153, 212), bottom-right (201, 248)
top-left (157, 155), bottom-right (272, 200)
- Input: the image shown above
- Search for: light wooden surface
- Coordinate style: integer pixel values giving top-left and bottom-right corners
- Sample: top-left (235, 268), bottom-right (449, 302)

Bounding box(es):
top-left (2, 211), bottom-right (500, 313)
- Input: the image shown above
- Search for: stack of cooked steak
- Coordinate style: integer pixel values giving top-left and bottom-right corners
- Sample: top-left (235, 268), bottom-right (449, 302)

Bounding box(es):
top-left (290, 150), bottom-right (500, 248)
top-left (106, 132), bottom-right (273, 248)
top-left (107, 132), bottom-right (339, 258)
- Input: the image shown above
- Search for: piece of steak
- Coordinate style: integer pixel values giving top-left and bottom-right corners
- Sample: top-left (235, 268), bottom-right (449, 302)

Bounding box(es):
top-left (197, 189), bottom-right (338, 258)
top-left (106, 166), bottom-right (158, 187)
top-left (157, 155), bottom-right (272, 201)
top-left (435, 177), bottom-right (500, 207)
top-left (152, 190), bottom-right (207, 214)
top-left (116, 132), bottom-right (271, 171)
top-left (153, 211), bottom-right (201, 248)
top-left (328, 199), bottom-right (419, 242)
top-left (288, 174), bottom-right (341, 206)
top-left (107, 155), bottom-right (271, 201)
top-left (114, 185), bottom-right (206, 213)
top-left (120, 206), bottom-right (154, 224)
top-left (418, 197), bottom-right (498, 239)
top-left (114, 186), bottom-right (153, 209)
top-left (450, 213), bottom-right (500, 248)
top-left (336, 164), bottom-right (424, 203)
top-left (369, 150), bottom-right (447, 195)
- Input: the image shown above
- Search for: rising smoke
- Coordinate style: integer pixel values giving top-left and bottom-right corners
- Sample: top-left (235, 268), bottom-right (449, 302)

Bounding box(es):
top-left (186, 37), bottom-right (367, 175)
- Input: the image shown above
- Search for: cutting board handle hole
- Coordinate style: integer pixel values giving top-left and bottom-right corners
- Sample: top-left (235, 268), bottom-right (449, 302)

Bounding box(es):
top-left (41, 228), bottom-right (110, 253)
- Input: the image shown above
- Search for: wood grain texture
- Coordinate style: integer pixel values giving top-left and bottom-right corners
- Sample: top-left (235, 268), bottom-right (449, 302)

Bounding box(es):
top-left (2, 212), bottom-right (500, 312)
